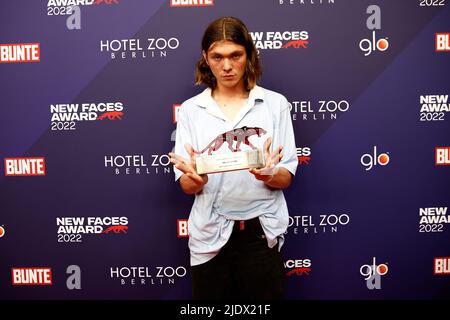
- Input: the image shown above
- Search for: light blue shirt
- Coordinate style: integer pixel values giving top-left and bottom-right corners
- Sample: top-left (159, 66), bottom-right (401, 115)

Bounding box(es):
top-left (174, 85), bottom-right (297, 266)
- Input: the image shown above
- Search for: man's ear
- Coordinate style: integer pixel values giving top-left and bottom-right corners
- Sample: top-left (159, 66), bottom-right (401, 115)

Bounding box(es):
top-left (202, 50), bottom-right (208, 65)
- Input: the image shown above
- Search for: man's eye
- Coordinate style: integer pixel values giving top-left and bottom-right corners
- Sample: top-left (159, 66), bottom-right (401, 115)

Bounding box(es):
top-left (213, 56), bottom-right (221, 61)
top-left (233, 55), bottom-right (241, 59)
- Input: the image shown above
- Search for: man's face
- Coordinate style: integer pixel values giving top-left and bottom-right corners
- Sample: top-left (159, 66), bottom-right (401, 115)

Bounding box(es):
top-left (203, 40), bottom-right (247, 90)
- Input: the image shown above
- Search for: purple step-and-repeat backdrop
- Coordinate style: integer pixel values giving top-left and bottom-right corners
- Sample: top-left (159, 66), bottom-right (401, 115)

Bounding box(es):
top-left (0, 0), bottom-right (449, 300)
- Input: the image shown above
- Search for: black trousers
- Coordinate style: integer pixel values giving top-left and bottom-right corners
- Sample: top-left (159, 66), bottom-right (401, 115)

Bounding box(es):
top-left (191, 217), bottom-right (285, 300)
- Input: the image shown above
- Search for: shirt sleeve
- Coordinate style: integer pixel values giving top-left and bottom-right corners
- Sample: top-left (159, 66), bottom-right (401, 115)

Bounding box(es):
top-left (173, 103), bottom-right (192, 181)
top-left (274, 97), bottom-right (297, 177)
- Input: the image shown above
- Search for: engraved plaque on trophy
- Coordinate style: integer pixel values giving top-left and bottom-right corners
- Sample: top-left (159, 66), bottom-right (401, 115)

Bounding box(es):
top-left (195, 126), bottom-right (267, 175)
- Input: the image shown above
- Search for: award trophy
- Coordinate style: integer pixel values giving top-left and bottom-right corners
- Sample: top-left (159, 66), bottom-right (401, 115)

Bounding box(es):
top-left (194, 126), bottom-right (268, 175)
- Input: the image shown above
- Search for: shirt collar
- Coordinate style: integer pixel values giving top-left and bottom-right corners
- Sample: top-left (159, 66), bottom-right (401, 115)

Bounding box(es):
top-left (194, 85), bottom-right (264, 109)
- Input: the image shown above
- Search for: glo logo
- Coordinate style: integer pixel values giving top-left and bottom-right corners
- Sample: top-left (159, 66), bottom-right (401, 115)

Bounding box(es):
top-left (360, 257), bottom-right (388, 289)
top-left (361, 146), bottom-right (390, 171)
top-left (359, 5), bottom-right (389, 56)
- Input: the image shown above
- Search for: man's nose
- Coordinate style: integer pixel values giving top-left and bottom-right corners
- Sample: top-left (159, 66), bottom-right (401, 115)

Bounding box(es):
top-left (222, 58), bottom-right (232, 71)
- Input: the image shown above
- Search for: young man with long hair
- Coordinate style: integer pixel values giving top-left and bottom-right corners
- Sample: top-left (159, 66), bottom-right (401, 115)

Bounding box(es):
top-left (169, 17), bottom-right (297, 300)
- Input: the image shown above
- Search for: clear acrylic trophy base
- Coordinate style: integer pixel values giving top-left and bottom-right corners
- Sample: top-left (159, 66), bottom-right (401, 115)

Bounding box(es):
top-left (196, 149), bottom-right (265, 175)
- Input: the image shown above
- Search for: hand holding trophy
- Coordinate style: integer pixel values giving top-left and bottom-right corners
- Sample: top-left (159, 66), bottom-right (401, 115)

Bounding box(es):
top-left (249, 136), bottom-right (283, 182)
top-left (192, 126), bottom-right (267, 175)
top-left (169, 143), bottom-right (208, 186)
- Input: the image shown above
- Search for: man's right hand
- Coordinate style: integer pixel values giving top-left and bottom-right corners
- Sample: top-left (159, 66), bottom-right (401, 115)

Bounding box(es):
top-left (169, 143), bottom-right (208, 194)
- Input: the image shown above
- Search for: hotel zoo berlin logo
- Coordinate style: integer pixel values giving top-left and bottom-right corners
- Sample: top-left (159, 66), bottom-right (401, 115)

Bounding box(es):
top-left (110, 265), bottom-right (187, 286)
top-left (50, 102), bottom-right (124, 131)
top-left (104, 154), bottom-right (172, 175)
top-left (286, 213), bottom-right (350, 235)
top-left (56, 216), bottom-right (128, 243)
top-left (100, 36), bottom-right (180, 60)
top-left (103, 105), bottom-right (180, 176)
top-left (288, 99), bottom-right (351, 121)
